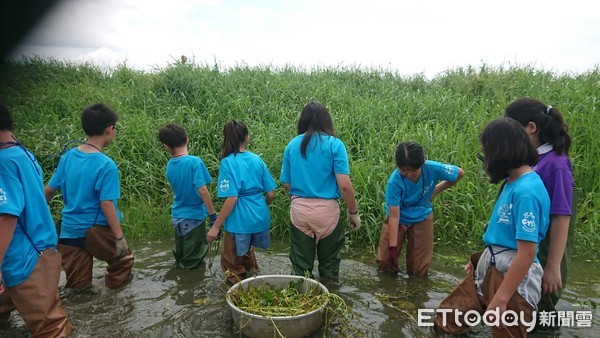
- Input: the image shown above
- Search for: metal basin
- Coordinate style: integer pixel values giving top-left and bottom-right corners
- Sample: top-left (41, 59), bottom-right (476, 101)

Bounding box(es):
top-left (226, 275), bottom-right (329, 338)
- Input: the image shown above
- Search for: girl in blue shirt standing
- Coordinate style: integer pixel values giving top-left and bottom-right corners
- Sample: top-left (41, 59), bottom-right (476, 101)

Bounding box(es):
top-left (207, 120), bottom-right (277, 284)
top-left (376, 141), bottom-right (464, 276)
top-left (280, 102), bottom-right (361, 279)
top-left (435, 118), bottom-right (550, 337)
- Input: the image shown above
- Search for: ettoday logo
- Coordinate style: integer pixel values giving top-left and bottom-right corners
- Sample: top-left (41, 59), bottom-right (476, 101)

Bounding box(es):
top-left (418, 309), bottom-right (594, 331)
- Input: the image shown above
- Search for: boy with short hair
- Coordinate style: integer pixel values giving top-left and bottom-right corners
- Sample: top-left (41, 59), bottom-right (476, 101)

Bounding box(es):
top-left (45, 102), bottom-right (133, 289)
top-left (0, 102), bottom-right (73, 336)
top-left (159, 124), bottom-right (217, 269)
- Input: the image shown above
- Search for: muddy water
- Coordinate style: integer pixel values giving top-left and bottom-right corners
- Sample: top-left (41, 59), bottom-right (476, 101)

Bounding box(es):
top-left (2, 241), bottom-right (598, 337)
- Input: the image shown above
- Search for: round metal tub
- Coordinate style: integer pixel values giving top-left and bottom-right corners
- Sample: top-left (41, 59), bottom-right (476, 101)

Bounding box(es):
top-left (226, 275), bottom-right (329, 338)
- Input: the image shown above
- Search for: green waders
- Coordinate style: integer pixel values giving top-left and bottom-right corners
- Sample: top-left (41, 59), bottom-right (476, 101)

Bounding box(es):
top-left (289, 222), bottom-right (345, 279)
top-left (174, 222), bottom-right (209, 269)
top-left (535, 190), bottom-right (578, 331)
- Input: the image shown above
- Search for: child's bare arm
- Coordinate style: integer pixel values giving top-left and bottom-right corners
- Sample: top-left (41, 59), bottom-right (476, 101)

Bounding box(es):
top-left (207, 196), bottom-right (237, 242)
top-left (44, 186), bottom-right (57, 204)
top-left (100, 200), bottom-right (124, 239)
top-left (197, 185), bottom-right (216, 215)
top-left (487, 240), bottom-right (536, 312)
top-left (542, 215), bottom-right (570, 294)
top-left (265, 190), bottom-right (275, 205)
top-left (335, 173), bottom-right (358, 213)
top-left (387, 206), bottom-right (400, 247)
top-left (432, 167), bottom-right (465, 200)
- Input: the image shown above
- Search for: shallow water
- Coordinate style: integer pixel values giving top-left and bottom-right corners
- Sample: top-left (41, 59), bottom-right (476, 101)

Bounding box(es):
top-left (2, 241), bottom-right (598, 337)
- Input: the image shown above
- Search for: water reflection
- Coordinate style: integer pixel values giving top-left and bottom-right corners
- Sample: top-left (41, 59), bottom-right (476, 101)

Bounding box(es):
top-left (2, 241), bottom-right (598, 337)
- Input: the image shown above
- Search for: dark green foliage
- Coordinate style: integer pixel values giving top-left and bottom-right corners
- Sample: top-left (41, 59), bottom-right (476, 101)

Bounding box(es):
top-left (1, 59), bottom-right (598, 257)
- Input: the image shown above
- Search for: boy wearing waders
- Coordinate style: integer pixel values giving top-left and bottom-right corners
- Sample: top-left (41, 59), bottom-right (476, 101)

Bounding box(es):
top-left (44, 103), bottom-right (133, 290)
top-left (505, 98), bottom-right (576, 333)
top-left (207, 120), bottom-right (277, 284)
top-left (376, 141), bottom-right (464, 276)
top-left (158, 124), bottom-right (217, 269)
top-left (0, 102), bottom-right (73, 337)
top-left (435, 118), bottom-right (550, 337)
top-left (280, 102), bottom-right (361, 279)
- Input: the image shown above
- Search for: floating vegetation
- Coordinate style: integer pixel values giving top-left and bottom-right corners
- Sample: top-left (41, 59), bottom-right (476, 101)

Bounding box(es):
top-left (376, 293), bottom-right (418, 323)
top-left (193, 297), bottom-right (210, 305)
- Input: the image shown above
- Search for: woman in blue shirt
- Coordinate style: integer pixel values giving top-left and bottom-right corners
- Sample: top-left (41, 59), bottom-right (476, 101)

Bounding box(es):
top-left (207, 120), bottom-right (277, 284)
top-left (280, 102), bottom-right (361, 279)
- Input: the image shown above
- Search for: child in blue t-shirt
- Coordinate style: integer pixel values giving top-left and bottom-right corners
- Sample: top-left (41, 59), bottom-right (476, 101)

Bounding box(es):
top-left (0, 102), bottom-right (72, 336)
top-left (376, 141), bottom-right (464, 276)
top-left (159, 124), bottom-right (217, 269)
top-left (45, 103), bottom-right (133, 290)
top-left (207, 120), bottom-right (277, 284)
top-left (435, 118), bottom-right (550, 337)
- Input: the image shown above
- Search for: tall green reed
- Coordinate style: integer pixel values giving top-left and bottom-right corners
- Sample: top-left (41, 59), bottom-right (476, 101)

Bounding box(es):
top-left (1, 59), bottom-right (598, 257)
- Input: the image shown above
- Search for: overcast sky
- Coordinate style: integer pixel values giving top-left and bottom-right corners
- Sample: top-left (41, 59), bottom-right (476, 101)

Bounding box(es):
top-left (10, 0), bottom-right (600, 77)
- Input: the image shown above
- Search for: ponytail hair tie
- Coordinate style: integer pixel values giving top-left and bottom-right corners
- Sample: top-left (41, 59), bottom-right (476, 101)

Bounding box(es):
top-left (545, 105), bottom-right (552, 114)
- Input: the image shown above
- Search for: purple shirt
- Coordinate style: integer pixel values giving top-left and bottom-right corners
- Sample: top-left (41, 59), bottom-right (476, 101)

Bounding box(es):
top-left (533, 144), bottom-right (574, 216)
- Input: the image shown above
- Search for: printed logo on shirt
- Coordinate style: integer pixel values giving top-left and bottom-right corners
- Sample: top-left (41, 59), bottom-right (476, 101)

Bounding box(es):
top-left (497, 203), bottom-right (512, 224)
top-left (444, 165), bottom-right (455, 175)
top-left (219, 179), bottom-right (230, 192)
top-left (521, 212), bottom-right (536, 232)
top-left (422, 183), bottom-right (432, 197)
top-left (0, 188), bottom-right (7, 206)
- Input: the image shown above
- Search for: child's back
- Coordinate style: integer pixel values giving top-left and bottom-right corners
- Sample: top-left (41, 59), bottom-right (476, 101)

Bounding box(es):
top-left (166, 155), bottom-right (212, 220)
top-left (50, 148), bottom-right (121, 239)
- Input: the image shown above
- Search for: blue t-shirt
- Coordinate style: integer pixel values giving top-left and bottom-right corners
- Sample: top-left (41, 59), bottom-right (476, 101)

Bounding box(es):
top-left (280, 133), bottom-right (349, 199)
top-left (165, 155), bottom-right (213, 220)
top-left (0, 146), bottom-right (58, 287)
top-left (385, 160), bottom-right (460, 225)
top-left (217, 151), bottom-right (277, 234)
top-left (48, 148), bottom-right (122, 239)
top-left (483, 172), bottom-right (550, 262)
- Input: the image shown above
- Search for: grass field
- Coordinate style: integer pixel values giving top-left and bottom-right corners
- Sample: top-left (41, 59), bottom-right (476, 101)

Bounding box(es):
top-left (1, 58), bottom-right (598, 257)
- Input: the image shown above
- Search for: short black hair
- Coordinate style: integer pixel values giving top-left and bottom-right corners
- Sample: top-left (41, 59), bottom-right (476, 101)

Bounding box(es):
top-left (479, 117), bottom-right (538, 184)
top-left (395, 141), bottom-right (425, 169)
top-left (81, 103), bottom-right (118, 136)
top-left (158, 124), bottom-right (187, 148)
top-left (0, 102), bottom-right (13, 131)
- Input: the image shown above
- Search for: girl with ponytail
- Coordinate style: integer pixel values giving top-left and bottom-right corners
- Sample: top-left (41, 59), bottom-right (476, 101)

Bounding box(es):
top-left (207, 120), bottom-right (277, 284)
top-left (505, 97), bottom-right (575, 332)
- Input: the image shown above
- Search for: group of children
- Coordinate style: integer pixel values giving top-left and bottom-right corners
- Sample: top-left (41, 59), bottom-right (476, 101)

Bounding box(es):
top-left (0, 97), bottom-right (574, 337)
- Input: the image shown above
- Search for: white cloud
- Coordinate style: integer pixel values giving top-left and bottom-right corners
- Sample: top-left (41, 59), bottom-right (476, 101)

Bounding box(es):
top-left (9, 0), bottom-right (600, 77)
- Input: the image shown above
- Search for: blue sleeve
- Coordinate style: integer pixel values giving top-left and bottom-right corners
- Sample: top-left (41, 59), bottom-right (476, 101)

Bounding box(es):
top-left (280, 145), bottom-right (290, 184)
top-left (261, 160), bottom-right (277, 192)
top-left (385, 171), bottom-right (403, 208)
top-left (431, 161), bottom-right (460, 182)
top-left (513, 197), bottom-right (543, 243)
top-left (332, 139), bottom-right (350, 175)
top-left (0, 173), bottom-right (24, 217)
top-left (217, 160), bottom-right (238, 198)
top-left (47, 158), bottom-right (63, 190)
top-left (193, 159), bottom-right (212, 189)
top-left (96, 162), bottom-right (121, 201)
